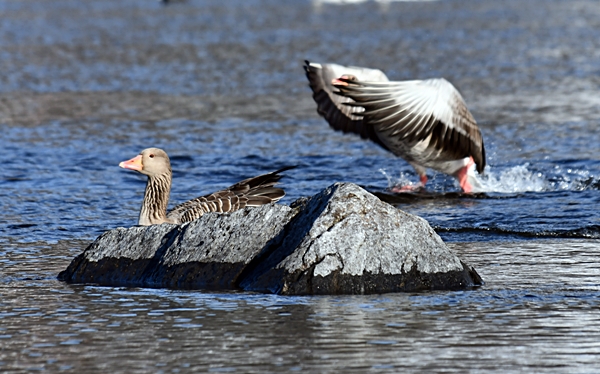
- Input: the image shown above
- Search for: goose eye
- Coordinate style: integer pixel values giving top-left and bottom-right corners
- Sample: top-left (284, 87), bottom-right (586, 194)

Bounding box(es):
top-left (149, 154), bottom-right (154, 158)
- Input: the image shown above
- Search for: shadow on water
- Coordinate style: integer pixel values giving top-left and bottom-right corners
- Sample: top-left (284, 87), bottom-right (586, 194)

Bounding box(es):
top-left (375, 190), bottom-right (489, 203)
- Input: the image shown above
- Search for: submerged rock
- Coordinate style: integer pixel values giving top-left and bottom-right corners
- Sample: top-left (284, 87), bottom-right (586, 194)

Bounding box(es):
top-left (59, 183), bottom-right (482, 294)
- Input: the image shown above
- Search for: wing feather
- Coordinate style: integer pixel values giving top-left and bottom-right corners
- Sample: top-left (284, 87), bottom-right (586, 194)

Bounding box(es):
top-left (334, 77), bottom-right (485, 173)
top-left (166, 166), bottom-right (295, 224)
top-left (304, 60), bottom-right (391, 150)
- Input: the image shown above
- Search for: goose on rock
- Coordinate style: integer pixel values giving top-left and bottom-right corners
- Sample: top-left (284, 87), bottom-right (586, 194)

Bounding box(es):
top-left (304, 60), bottom-right (486, 193)
top-left (119, 148), bottom-right (294, 226)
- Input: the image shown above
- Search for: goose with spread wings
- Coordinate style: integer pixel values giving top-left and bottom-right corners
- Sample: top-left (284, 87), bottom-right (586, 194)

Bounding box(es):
top-left (304, 60), bottom-right (485, 192)
top-left (119, 148), bottom-right (294, 226)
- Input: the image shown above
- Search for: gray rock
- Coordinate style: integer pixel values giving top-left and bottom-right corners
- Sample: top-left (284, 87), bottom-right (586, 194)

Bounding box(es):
top-left (59, 183), bottom-right (482, 294)
top-left (240, 183), bottom-right (481, 294)
top-left (59, 204), bottom-right (298, 289)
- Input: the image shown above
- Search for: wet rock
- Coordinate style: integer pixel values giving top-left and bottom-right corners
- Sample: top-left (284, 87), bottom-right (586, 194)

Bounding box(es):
top-left (59, 183), bottom-right (482, 294)
top-left (58, 204), bottom-right (298, 289)
top-left (240, 183), bottom-right (482, 295)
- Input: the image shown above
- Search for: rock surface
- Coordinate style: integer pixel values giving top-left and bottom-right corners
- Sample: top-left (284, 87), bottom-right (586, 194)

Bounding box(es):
top-left (59, 183), bottom-right (482, 294)
top-left (59, 204), bottom-right (297, 289)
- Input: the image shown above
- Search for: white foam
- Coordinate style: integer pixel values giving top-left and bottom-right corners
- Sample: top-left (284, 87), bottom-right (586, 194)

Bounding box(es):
top-left (380, 164), bottom-right (552, 193)
top-left (379, 168), bottom-right (420, 190)
top-left (476, 164), bottom-right (548, 193)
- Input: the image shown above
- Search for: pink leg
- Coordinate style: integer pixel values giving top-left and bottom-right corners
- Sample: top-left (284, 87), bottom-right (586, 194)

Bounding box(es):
top-left (456, 157), bottom-right (475, 193)
top-left (391, 174), bottom-right (427, 193)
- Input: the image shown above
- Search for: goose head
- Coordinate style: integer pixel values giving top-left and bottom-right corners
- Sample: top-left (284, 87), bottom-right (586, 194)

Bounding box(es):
top-left (119, 147), bottom-right (172, 177)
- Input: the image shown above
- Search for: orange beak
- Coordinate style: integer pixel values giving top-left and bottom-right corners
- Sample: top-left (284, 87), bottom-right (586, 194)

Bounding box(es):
top-left (119, 154), bottom-right (143, 171)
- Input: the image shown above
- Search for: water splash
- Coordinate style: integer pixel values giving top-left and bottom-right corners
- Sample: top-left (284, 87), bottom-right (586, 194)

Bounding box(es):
top-left (477, 164), bottom-right (547, 193)
top-left (546, 165), bottom-right (599, 191)
top-left (379, 164), bottom-right (548, 193)
top-left (478, 164), bottom-right (600, 193)
top-left (380, 164), bottom-right (599, 194)
top-left (379, 168), bottom-right (432, 192)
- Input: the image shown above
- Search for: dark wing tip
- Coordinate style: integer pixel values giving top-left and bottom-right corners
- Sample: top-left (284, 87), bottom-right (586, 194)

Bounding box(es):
top-left (226, 165), bottom-right (296, 202)
top-left (476, 138), bottom-right (486, 174)
top-left (303, 65), bottom-right (391, 151)
top-left (244, 165), bottom-right (296, 204)
top-left (272, 165), bottom-right (298, 174)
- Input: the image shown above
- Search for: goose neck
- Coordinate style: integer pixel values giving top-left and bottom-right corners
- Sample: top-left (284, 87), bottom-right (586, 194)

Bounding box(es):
top-left (139, 172), bottom-right (172, 225)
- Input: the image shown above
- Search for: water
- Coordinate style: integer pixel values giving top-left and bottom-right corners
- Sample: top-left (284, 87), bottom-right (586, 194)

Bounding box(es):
top-left (1, 0), bottom-right (600, 372)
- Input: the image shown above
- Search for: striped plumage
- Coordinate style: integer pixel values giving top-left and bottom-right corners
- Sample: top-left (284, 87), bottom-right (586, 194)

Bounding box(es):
top-left (304, 60), bottom-right (486, 192)
top-left (119, 148), bottom-right (293, 226)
